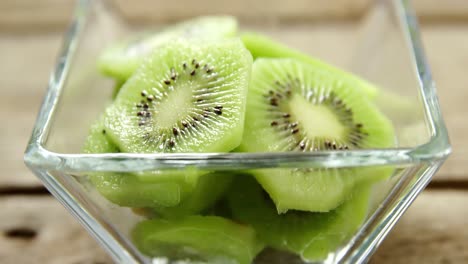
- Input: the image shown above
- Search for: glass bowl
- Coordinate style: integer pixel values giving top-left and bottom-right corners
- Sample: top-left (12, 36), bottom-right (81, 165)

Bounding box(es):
top-left (24, 0), bottom-right (451, 263)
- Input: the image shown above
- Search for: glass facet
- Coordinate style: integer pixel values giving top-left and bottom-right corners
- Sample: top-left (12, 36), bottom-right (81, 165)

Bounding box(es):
top-left (24, 0), bottom-right (451, 263)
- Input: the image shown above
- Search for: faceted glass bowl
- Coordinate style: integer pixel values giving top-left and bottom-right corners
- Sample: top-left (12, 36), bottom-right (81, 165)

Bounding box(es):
top-left (24, 0), bottom-right (450, 263)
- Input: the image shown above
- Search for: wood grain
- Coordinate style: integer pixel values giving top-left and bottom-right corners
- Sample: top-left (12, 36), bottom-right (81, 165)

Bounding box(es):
top-left (0, 0), bottom-right (74, 31)
top-left (0, 33), bottom-right (62, 187)
top-left (1, 192), bottom-right (466, 263)
top-left (2, 0), bottom-right (468, 30)
top-left (371, 191), bottom-right (468, 263)
top-left (113, 0), bottom-right (368, 23)
top-left (414, 0), bottom-right (468, 22)
top-left (0, 196), bottom-right (110, 264)
top-left (421, 24), bottom-right (468, 181)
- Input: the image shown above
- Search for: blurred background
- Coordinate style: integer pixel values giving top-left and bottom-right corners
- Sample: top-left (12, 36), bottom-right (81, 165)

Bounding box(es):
top-left (0, 0), bottom-right (467, 263)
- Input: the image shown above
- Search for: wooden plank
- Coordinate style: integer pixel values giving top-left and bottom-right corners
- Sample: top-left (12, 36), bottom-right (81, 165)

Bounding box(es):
top-left (2, 0), bottom-right (468, 30)
top-left (0, 0), bottom-right (74, 31)
top-left (113, 0), bottom-right (368, 23)
top-left (371, 191), bottom-right (468, 263)
top-left (0, 33), bottom-right (62, 187)
top-left (0, 196), bottom-right (110, 264)
top-left (0, 0), bottom-right (367, 31)
top-left (115, 0), bottom-right (468, 23)
top-left (1, 191), bottom-right (466, 263)
top-left (421, 24), bottom-right (468, 181)
top-left (414, 0), bottom-right (468, 22)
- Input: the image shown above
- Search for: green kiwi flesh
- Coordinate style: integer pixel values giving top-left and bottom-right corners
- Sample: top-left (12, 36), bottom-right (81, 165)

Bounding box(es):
top-left (83, 119), bottom-right (232, 211)
top-left (132, 215), bottom-right (264, 264)
top-left (228, 176), bottom-right (371, 261)
top-left (98, 16), bottom-right (238, 79)
top-left (241, 32), bottom-right (378, 98)
top-left (240, 58), bottom-right (395, 212)
top-left (152, 172), bottom-right (234, 218)
top-left (83, 119), bottom-right (183, 207)
top-left (104, 39), bottom-right (252, 154)
top-left (86, 39), bottom-right (251, 211)
top-left (83, 118), bottom-right (120, 154)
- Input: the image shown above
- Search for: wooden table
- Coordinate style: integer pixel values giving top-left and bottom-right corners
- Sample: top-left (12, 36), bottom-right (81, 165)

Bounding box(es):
top-left (1, 1), bottom-right (467, 263)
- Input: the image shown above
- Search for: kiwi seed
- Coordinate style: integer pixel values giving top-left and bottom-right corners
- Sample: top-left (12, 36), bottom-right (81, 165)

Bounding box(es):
top-left (269, 98), bottom-right (278, 106)
top-left (168, 139), bottom-right (175, 147)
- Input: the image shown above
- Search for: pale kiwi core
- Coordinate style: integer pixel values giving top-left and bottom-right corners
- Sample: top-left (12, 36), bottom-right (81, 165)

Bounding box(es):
top-left (289, 94), bottom-right (345, 140)
top-left (154, 85), bottom-right (193, 129)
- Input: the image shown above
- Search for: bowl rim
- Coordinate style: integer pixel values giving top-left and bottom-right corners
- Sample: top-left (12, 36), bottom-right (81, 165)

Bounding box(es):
top-left (24, 0), bottom-right (451, 173)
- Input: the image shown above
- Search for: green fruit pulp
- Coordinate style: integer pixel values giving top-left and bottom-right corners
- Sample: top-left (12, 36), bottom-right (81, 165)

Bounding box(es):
top-left (83, 119), bottom-right (184, 207)
top-left (132, 215), bottom-right (264, 264)
top-left (228, 176), bottom-right (371, 261)
top-left (240, 58), bottom-right (395, 212)
top-left (83, 119), bottom-right (231, 211)
top-left (152, 172), bottom-right (234, 218)
top-left (105, 39), bottom-right (252, 154)
top-left (84, 19), bottom-right (401, 263)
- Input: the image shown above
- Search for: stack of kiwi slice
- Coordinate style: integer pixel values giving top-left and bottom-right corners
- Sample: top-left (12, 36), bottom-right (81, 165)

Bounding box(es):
top-left (84, 15), bottom-right (395, 264)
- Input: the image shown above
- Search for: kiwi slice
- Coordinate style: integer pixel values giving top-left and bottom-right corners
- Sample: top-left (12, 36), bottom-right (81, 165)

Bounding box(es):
top-left (240, 58), bottom-right (394, 212)
top-left (92, 39), bottom-right (251, 209)
top-left (104, 38), bottom-right (252, 154)
top-left (228, 176), bottom-right (371, 261)
top-left (83, 119), bottom-right (183, 207)
top-left (84, 119), bottom-right (234, 211)
top-left (241, 32), bottom-right (378, 98)
top-left (98, 16), bottom-right (238, 79)
top-left (132, 215), bottom-right (264, 264)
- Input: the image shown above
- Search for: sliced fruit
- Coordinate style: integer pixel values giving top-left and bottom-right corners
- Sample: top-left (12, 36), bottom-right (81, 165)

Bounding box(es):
top-left (132, 215), bottom-right (264, 264)
top-left (88, 174), bottom-right (185, 208)
top-left (83, 119), bottom-right (119, 154)
top-left (98, 16), bottom-right (238, 79)
top-left (84, 119), bottom-right (233, 210)
top-left (228, 176), bottom-right (371, 261)
top-left (83, 119), bottom-right (186, 207)
top-left (241, 32), bottom-right (378, 98)
top-left (94, 39), bottom-right (251, 209)
top-left (153, 172), bottom-right (233, 218)
top-left (104, 39), bottom-right (252, 154)
top-left (240, 58), bottom-right (395, 212)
